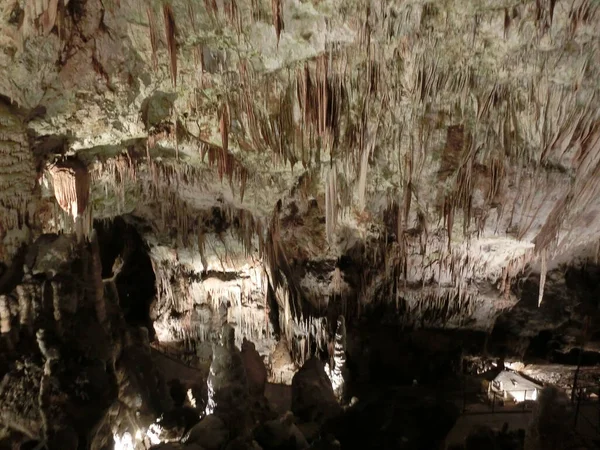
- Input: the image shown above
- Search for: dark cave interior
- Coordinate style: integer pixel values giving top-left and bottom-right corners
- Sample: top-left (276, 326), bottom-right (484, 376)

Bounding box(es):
top-left (94, 217), bottom-right (157, 338)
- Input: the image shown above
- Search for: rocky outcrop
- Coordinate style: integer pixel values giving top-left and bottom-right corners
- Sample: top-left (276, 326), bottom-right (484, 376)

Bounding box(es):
top-left (291, 358), bottom-right (341, 424)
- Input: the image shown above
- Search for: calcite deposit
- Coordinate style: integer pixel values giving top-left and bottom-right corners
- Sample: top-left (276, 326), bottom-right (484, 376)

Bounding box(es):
top-left (1, 0), bottom-right (600, 448)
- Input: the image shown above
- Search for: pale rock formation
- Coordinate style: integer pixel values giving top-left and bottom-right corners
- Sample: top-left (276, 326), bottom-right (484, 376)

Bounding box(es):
top-left (46, 158), bottom-right (90, 220)
top-left (0, 0), bottom-right (597, 351)
top-left (268, 340), bottom-right (296, 385)
top-left (326, 316), bottom-right (347, 401)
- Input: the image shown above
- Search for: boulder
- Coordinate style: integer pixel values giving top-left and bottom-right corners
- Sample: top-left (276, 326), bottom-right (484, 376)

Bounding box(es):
top-left (254, 412), bottom-right (308, 450)
top-left (291, 358), bottom-right (341, 424)
top-left (184, 414), bottom-right (229, 450)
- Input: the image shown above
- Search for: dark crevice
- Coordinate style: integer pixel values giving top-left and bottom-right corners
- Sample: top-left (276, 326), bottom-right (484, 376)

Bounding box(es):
top-left (94, 216), bottom-right (156, 338)
top-left (266, 282), bottom-right (281, 340)
top-left (201, 270), bottom-right (243, 282)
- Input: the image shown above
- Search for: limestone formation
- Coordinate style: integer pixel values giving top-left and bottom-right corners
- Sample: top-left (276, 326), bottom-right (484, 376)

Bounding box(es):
top-left (205, 324), bottom-right (251, 435)
top-left (0, 0), bottom-right (600, 448)
top-left (326, 316), bottom-right (346, 401)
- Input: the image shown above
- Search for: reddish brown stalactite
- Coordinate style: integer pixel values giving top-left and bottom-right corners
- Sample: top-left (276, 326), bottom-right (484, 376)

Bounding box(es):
top-left (147, 7), bottom-right (159, 71)
top-left (272, 0), bottom-right (284, 45)
top-left (163, 3), bottom-right (178, 87)
top-left (204, 0), bottom-right (218, 17)
top-left (220, 102), bottom-right (230, 155)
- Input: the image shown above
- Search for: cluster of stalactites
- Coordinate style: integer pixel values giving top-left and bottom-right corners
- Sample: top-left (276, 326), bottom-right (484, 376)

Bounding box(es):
top-left (47, 159), bottom-right (91, 220)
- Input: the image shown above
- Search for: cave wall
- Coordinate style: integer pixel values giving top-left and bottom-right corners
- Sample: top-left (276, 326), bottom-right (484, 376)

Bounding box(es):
top-left (0, 0), bottom-right (598, 428)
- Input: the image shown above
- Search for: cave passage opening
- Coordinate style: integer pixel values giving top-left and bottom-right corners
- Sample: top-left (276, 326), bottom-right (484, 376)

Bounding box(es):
top-left (94, 216), bottom-right (156, 339)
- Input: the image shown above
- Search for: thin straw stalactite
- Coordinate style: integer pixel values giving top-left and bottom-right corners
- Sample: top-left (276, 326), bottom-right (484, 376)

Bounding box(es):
top-left (147, 7), bottom-right (159, 71)
top-left (272, 0), bottom-right (284, 46)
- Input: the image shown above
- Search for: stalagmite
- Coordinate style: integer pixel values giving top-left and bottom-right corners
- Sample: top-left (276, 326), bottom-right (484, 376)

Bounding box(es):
top-left (0, 295), bottom-right (11, 334)
top-left (205, 324), bottom-right (251, 433)
top-left (327, 316), bottom-right (347, 401)
top-left (16, 284), bottom-right (33, 333)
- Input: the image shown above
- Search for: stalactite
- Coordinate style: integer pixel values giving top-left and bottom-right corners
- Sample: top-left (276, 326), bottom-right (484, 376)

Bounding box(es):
top-left (325, 168), bottom-right (337, 243)
top-left (224, 0), bottom-right (242, 33)
top-left (204, 0), bottom-right (218, 18)
top-left (538, 249), bottom-right (547, 307)
top-left (220, 102), bottom-right (230, 154)
top-left (47, 159), bottom-right (90, 220)
top-left (272, 0), bottom-right (284, 45)
top-left (147, 7), bottom-right (159, 71)
top-left (163, 3), bottom-right (178, 87)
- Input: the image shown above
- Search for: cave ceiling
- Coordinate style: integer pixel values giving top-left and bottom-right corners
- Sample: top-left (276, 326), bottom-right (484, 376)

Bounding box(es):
top-left (1, 0), bottom-right (600, 335)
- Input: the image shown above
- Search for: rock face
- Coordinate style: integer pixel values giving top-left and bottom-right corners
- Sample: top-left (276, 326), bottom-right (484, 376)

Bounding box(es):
top-left (1, 0), bottom-right (600, 448)
top-left (0, 103), bottom-right (37, 263)
top-left (0, 233), bottom-right (174, 448)
top-left (291, 358), bottom-right (341, 424)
